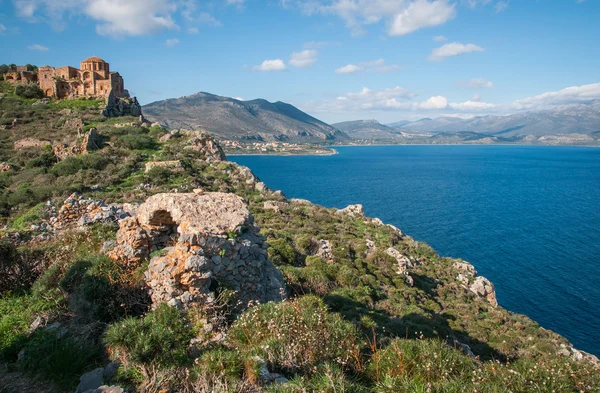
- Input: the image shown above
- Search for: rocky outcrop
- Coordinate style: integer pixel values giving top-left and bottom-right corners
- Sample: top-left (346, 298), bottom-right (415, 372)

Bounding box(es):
top-left (385, 247), bottom-right (415, 286)
top-left (454, 261), bottom-right (498, 307)
top-left (53, 129), bottom-right (105, 160)
top-left (184, 133), bottom-right (227, 162)
top-left (107, 191), bottom-right (285, 311)
top-left (336, 204), bottom-right (365, 217)
top-left (102, 90), bottom-right (143, 118)
top-left (263, 201), bottom-right (289, 212)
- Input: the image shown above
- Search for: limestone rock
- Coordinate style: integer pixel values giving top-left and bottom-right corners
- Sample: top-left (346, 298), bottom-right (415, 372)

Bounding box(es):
top-left (315, 239), bottom-right (334, 262)
top-left (185, 133), bottom-right (227, 162)
top-left (469, 276), bottom-right (498, 307)
top-left (107, 192), bottom-right (285, 311)
top-left (385, 247), bottom-right (414, 286)
top-left (102, 89), bottom-right (143, 118)
top-left (144, 160), bottom-right (184, 173)
top-left (336, 204), bottom-right (365, 217)
top-left (263, 201), bottom-right (289, 212)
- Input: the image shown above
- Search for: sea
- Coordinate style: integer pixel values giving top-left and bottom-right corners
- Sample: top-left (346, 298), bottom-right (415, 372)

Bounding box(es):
top-left (230, 145), bottom-right (600, 356)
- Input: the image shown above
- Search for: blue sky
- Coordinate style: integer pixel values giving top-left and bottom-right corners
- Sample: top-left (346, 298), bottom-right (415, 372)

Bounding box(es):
top-left (1, 0), bottom-right (599, 123)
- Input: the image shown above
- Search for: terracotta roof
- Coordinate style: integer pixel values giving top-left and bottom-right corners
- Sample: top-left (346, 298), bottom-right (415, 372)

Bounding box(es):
top-left (82, 56), bottom-right (106, 63)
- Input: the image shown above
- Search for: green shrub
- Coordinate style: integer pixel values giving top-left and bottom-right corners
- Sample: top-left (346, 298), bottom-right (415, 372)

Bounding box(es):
top-left (51, 157), bottom-right (83, 176)
top-left (115, 134), bottom-right (157, 150)
top-left (19, 330), bottom-right (103, 389)
top-left (104, 304), bottom-right (193, 367)
top-left (79, 153), bottom-right (110, 170)
top-left (229, 295), bottom-right (361, 373)
top-left (268, 363), bottom-right (367, 393)
top-left (15, 84), bottom-right (44, 99)
top-left (268, 238), bottom-right (297, 266)
top-left (367, 339), bottom-right (474, 390)
top-left (11, 202), bottom-right (46, 230)
top-left (0, 292), bottom-right (63, 361)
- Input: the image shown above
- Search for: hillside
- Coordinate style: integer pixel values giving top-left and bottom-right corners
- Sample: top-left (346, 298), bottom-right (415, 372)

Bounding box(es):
top-left (332, 120), bottom-right (402, 141)
top-left (0, 81), bottom-right (599, 393)
top-left (143, 92), bottom-right (349, 143)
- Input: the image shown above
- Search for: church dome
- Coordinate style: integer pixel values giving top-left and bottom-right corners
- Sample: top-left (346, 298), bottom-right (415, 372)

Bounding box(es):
top-left (82, 56), bottom-right (106, 63)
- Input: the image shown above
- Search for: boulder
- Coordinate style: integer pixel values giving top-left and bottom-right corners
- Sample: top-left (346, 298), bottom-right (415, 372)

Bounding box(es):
top-left (469, 276), bottom-right (498, 307)
top-left (336, 204), bottom-right (365, 217)
top-left (107, 192), bottom-right (286, 312)
top-left (75, 368), bottom-right (104, 393)
top-left (102, 89), bottom-right (143, 118)
top-left (144, 160), bottom-right (184, 173)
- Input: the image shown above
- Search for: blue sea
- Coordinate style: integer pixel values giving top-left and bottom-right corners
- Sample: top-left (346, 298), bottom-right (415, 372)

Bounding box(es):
top-left (231, 145), bottom-right (600, 356)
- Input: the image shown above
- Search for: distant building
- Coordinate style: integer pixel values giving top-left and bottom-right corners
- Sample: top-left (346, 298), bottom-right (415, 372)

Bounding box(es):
top-left (5, 56), bottom-right (126, 100)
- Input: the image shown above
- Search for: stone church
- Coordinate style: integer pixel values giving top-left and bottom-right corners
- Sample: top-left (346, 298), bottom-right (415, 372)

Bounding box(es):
top-left (4, 56), bottom-right (126, 100)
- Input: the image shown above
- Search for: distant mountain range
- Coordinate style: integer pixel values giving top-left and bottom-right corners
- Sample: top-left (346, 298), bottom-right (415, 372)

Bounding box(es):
top-left (144, 93), bottom-right (600, 146)
top-left (143, 92), bottom-right (348, 143)
top-left (336, 101), bottom-right (600, 145)
top-left (396, 101), bottom-right (600, 137)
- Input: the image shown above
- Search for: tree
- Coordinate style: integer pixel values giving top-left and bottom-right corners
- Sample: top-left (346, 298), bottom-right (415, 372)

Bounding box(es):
top-left (15, 84), bottom-right (45, 99)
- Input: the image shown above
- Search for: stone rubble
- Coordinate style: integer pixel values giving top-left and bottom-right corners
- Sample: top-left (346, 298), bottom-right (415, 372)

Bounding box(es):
top-left (53, 193), bottom-right (129, 229)
top-left (107, 192), bottom-right (286, 312)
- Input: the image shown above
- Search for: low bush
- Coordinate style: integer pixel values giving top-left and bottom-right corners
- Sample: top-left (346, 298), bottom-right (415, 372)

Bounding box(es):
top-left (19, 330), bottom-right (103, 389)
top-left (0, 240), bottom-right (48, 294)
top-left (115, 134), bottom-right (157, 150)
top-left (228, 295), bottom-right (362, 374)
top-left (104, 304), bottom-right (193, 368)
top-left (15, 84), bottom-right (44, 99)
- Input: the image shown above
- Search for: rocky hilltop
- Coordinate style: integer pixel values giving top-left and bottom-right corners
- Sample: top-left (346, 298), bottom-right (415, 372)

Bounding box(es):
top-left (0, 80), bottom-right (599, 392)
top-left (143, 92), bottom-right (349, 143)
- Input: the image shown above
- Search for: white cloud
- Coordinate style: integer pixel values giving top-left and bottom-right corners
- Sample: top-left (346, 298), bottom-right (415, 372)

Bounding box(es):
top-left (27, 44), bottom-right (49, 51)
top-left (464, 77), bottom-right (494, 88)
top-left (433, 35), bottom-right (447, 41)
top-left (165, 38), bottom-right (180, 47)
top-left (188, 27), bottom-right (199, 34)
top-left (335, 59), bottom-right (401, 74)
top-left (253, 59), bottom-right (287, 71)
top-left (285, 0), bottom-right (456, 36)
top-left (12, 0), bottom-right (208, 36)
top-left (226, 0), bottom-right (244, 4)
top-left (195, 12), bottom-right (221, 26)
top-left (335, 64), bottom-right (363, 74)
top-left (428, 42), bottom-right (484, 61)
top-left (449, 99), bottom-right (496, 110)
top-left (0, 24), bottom-right (6, 34)
top-left (494, 0), bottom-right (509, 13)
top-left (418, 95), bottom-right (448, 109)
top-left (389, 0), bottom-right (456, 36)
top-left (511, 83), bottom-right (600, 110)
top-left (290, 49), bottom-right (318, 68)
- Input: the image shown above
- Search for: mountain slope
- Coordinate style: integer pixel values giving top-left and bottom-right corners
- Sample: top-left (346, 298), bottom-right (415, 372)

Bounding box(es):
top-left (332, 119), bottom-right (403, 140)
top-left (397, 101), bottom-right (600, 136)
top-left (143, 92), bottom-right (348, 143)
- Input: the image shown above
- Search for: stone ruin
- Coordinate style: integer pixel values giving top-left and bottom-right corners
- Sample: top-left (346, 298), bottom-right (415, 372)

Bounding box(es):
top-left (107, 191), bottom-right (285, 310)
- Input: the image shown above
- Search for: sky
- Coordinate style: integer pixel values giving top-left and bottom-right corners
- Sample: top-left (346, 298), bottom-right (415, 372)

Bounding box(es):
top-left (1, 0), bottom-right (599, 124)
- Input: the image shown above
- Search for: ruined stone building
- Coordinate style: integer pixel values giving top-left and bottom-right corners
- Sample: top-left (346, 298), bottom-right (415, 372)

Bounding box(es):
top-left (5, 57), bottom-right (126, 100)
